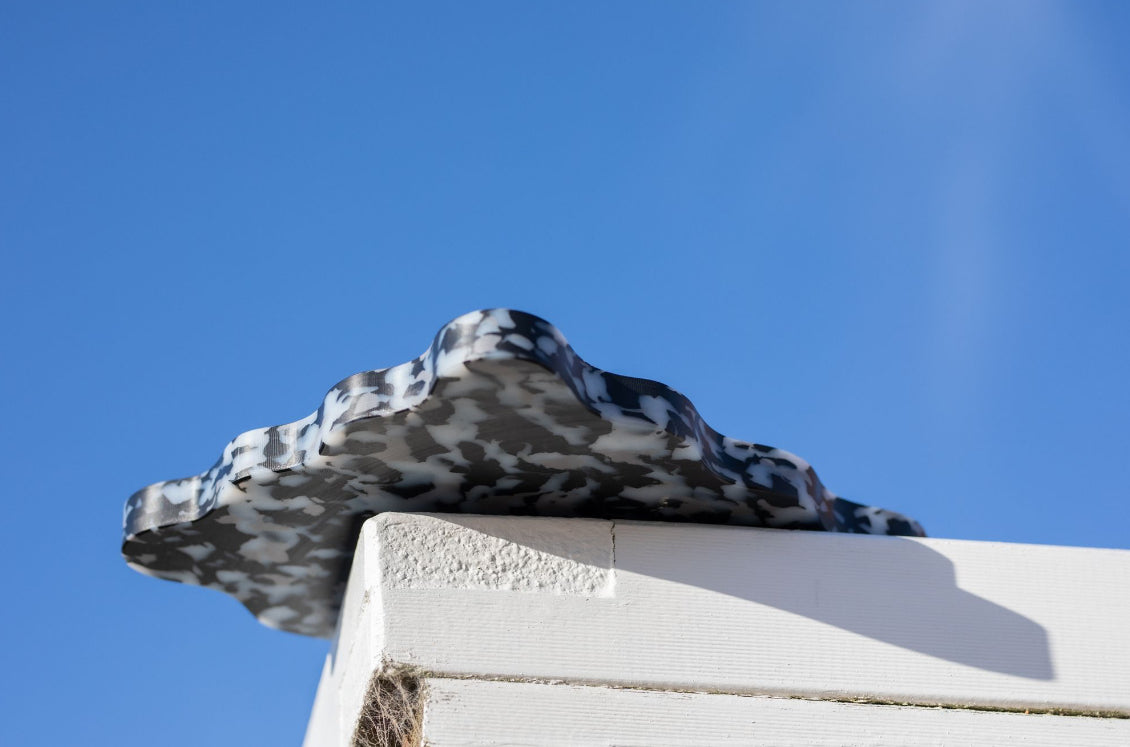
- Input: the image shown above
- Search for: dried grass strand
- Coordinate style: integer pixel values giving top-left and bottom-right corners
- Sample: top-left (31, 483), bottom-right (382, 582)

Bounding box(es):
top-left (351, 673), bottom-right (425, 747)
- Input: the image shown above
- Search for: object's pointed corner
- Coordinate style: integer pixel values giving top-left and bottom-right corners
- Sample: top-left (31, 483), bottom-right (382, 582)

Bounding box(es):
top-left (888, 514), bottom-right (927, 538)
top-left (833, 497), bottom-right (926, 537)
top-left (121, 476), bottom-right (207, 543)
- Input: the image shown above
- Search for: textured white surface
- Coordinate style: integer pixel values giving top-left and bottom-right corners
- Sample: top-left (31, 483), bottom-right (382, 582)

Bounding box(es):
top-left (304, 513), bottom-right (1130, 746)
top-left (377, 513), bottom-right (614, 595)
top-left (421, 679), bottom-right (1130, 747)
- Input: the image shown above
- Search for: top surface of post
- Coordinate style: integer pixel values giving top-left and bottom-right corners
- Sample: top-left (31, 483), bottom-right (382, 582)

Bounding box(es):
top-left (121, 308), bottom-right (924, 637)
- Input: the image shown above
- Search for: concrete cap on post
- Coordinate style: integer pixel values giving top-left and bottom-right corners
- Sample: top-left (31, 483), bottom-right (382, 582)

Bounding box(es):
top-left (308, 512), bottom-right (1130, 746)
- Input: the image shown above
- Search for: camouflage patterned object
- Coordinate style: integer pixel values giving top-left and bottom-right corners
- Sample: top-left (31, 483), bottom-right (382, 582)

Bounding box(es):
top-left (122, 308), bottom-right (925, 637)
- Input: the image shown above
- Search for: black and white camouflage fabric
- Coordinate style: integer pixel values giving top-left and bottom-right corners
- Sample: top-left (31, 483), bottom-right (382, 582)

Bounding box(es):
top-left (122, 308), bottom-right (925, 637)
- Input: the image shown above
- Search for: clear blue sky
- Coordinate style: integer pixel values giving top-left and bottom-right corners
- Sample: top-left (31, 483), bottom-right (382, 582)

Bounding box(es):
top-left (3, 2), bottom-right (1128, 744)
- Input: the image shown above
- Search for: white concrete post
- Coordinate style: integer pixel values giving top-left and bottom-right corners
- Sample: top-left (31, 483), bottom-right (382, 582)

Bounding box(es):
top-left (304, 513), bottom-right (1130, 746)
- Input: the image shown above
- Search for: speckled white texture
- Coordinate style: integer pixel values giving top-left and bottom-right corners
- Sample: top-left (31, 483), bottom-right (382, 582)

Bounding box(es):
top-left (377, 513), bottom-right (614, 594)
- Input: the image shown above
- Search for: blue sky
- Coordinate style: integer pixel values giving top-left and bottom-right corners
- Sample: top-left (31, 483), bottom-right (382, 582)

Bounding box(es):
top-left (3, 2), bottom-right (1128, 744)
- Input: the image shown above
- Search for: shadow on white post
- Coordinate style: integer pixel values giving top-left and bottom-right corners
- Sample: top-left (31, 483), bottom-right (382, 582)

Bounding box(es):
top-left (303, 513), bottom-right (1130, 746)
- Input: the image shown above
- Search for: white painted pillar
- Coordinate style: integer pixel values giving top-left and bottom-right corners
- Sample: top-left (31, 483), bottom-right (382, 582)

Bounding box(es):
top-left (304, 513), bottom-right (1130, 746)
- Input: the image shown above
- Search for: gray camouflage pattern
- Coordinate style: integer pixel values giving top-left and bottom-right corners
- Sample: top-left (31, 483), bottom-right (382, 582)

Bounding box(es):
top-left (122, 308), bottom-right (925, 638)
